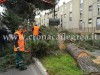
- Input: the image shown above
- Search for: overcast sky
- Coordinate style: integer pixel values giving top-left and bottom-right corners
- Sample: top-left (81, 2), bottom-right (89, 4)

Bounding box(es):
top-left (0, 6), bottom-right (4, 13)
top-left (58, 0), bottom-right (71, 6)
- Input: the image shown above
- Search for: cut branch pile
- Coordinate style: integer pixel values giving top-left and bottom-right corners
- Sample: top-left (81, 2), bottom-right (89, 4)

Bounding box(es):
top-left (67, 43), bottom-right (100, 73)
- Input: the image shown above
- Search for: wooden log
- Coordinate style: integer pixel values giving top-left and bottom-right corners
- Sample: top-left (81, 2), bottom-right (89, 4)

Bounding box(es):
top-left (66, 43), bottom-right (100, 73)
top-left (58, 34), bottom-right (100, 73)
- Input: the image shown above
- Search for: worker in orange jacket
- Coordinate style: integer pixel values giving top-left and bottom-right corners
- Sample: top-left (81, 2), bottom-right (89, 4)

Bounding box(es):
top-left (14, 25), bottom-right (27, 71)
top-left (32, 24), bottom-right (40, 41)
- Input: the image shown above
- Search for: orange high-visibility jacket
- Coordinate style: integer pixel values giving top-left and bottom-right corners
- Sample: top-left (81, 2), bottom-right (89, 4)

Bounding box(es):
top-left (33, 26), bottom-right (39, 36)
top-left (14, 31), bottom-right (25, 52)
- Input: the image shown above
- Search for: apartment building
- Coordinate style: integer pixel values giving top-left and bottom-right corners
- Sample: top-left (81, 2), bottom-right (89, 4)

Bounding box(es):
top-left (35, 0), bottom-right (100, 34)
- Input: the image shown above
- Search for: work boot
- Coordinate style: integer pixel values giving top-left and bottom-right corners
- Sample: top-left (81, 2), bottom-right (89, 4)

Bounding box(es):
top-left (16, 65), bottom-right (19, 69)
top-left (19, 66), bottom-right (27, 71)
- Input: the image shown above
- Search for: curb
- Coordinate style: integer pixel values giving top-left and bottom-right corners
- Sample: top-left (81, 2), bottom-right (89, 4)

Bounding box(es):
top-left (33, 58), bottom-right (48, 75)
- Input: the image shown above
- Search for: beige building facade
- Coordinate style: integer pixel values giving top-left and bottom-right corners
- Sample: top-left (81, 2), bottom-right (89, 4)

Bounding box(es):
top-left (35, 0), bottom-right (100, 34)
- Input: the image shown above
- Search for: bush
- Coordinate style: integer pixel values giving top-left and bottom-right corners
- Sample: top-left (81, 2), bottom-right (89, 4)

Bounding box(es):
top-left (0, 54), bottom-right (16, 72)
top-left (48, 40), bottom-right (59, 51)
top-left (26, 26), bottom-right (60, 58)
top-left (40, 26), bottom-right (58, 36)
top-left (27, 39), bottom-right (59, 58)
top-left (30, 40), bottom-right (49, 58)
top-left (60, 30), bottom-right (70, 34)
top-left (94, 40), bottom-right (100, 48)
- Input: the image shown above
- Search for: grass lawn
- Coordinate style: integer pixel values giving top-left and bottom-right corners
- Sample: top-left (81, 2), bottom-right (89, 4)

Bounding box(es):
top-left (40, 52), bottom-right (84, 75)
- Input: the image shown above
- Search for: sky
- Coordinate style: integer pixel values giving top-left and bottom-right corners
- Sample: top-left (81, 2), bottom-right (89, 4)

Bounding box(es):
top-left (58, 0), bottom-right (71, 6)
top-left (0, 6), bottom-right (4, 13)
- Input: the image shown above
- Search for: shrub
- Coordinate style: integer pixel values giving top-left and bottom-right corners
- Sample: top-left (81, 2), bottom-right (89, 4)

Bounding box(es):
top-left (48, 40), bottom-right (59, 51)
top-left (30, 40), bottom-right (49, 58)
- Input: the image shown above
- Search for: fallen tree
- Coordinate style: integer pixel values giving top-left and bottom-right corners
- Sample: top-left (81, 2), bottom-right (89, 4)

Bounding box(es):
top-left (58, 33), bottom-right (100, 74)
top-left (67, 43), bottom-right (100, 73)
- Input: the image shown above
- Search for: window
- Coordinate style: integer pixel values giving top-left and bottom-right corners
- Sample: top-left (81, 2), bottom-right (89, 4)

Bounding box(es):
top-left (61, 15), bottom-right (63, 27)
top-left (80, 0), bottom-right (84, 8)
top-left (80, 0), bottom-right (83, 18)
top-left (69, 12), bottom-right (72, 17)
top-left (96, 17), bottom-right (100, 30)
top-left (63, 2), bottom-right (65, 5)
top-left (69, 12), bottom-right (72, 21)
top-left (69, 17), bottom-right (72, 21)
top-left (61, 15), bottom-right (63, 22)
top-left (97, 0), bottom-right (100, 2)
top-left (80, 0), bottom-right (83, 4)
top-left (80, 13), bottom-right (83, 19)
top-left (98, 8), bottom-right (100, 15)
top-left (88, 18), bottom-right (92, 24)
top-left (80, 9), bottom-right (83, 18)
top-left (97, 4), bottom-right (100, 15)
top-left (79, 20), bottom-right (83, 30)
top-left (80, 4), bottom-right (83, 8)
top-left (89, 5), bottom-right (92, 11)
top-left (64, 14), bottom-right (66, 18)
top-left (70, 1), bottom-right (72, 12)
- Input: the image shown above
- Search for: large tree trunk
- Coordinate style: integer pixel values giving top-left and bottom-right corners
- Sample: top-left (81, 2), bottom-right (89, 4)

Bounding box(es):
top-left (67, 43), bottom-right (100, 73)
top-left (58, 34), bottom-right (100, 73)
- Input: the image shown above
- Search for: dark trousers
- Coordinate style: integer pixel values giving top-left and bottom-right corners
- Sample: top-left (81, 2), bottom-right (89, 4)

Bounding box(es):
top-left (15, 51), bottom-right (24, 67)
top-left (0, 43), bottom-right (5, 57)
top-left (33, 35), bottom-right (39, 41)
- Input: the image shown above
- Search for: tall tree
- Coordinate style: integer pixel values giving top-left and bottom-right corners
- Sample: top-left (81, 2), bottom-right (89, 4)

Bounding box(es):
top-left (2, 10), bottom-right (23, 33)
top-left (1, 0), bottom-right (59, 32)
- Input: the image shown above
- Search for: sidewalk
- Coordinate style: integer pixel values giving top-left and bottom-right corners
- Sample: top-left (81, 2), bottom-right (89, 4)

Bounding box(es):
top-left (0, 64), bottom-right (41, 75)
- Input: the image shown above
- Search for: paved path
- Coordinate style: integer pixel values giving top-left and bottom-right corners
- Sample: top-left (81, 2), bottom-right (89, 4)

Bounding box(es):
top-left (91, 50), bottom-right (100, 60)
top-left (87, 50), bottom-right (100, 64)
top-left (0, 64), bottom-right (42, 75)
top-left (88, 50), bottom-right (100, 56)
top-left (92, 50), bottom-right (100, 56)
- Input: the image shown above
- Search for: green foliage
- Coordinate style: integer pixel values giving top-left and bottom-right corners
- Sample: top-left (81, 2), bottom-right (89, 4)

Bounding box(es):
top-left (0, 42), bottom-right (14, 57)
top-left (27, 40), bottom-right (59, 58)
top-left (4, 0), bottom-right (36, 19)
top-left (94, 40), bottom-right (100, 48)
top-left (2, 11), bottom-right (23, 33)
top-left (26, 26), bottom-right (59, 58)
top-left (3, 0), bottom-right (58, 20)
top-left (60, 30), bottom-right (70, 34)
top-left (40, 26), bottom-right (58, 36)
top-left (48, 40), bottom-right (59, 51)
top-left (76, 39), bottom-right (100, 52)
top-left (28, 40), bottom-right (49, 58)
top-left (41, 52), bottom-right (83, 75)
top-left (0, 54), bottom-right (16, 72)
